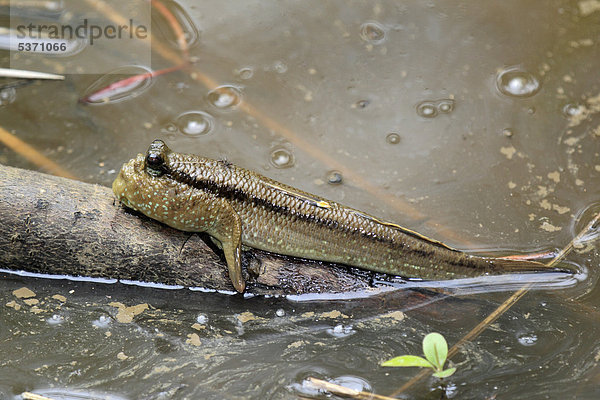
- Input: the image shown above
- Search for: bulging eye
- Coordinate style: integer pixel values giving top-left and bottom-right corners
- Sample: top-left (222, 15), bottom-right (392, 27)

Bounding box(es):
top-left (146, 153), bottom-right (164, 168)
top-left (145, 139), bottom-right (169, 177)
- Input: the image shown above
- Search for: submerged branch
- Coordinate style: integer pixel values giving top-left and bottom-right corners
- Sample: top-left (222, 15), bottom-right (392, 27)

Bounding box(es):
top-left (0, 164), bottom-right (381, 295)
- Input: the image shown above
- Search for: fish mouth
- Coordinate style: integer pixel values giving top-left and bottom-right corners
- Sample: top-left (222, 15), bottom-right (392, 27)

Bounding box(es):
top-left (112, 160), bottom-right (137, 207)
top-left (112, 175), bottom-right (136, 211)
top-left (112, 167), bottom-right (128, 196)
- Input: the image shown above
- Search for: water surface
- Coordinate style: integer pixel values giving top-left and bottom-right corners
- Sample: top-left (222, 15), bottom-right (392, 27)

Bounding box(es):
top-left (1, 1), bottom-right (599, 399)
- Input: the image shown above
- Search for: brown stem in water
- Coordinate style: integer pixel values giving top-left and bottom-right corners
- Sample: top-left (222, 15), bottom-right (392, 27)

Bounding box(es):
top-left (389, 212), bottom-right (600, 397)
top-left (0, 126), bottom-right (76, 179)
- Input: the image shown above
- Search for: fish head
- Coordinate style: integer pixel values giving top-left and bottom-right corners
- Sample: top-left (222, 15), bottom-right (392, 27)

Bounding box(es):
top-left (112, 140), bottom-right (198, 230)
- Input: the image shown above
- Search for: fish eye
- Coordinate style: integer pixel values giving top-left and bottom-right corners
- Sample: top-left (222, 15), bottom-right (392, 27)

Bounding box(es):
top-left (146, 153), bottom-right (163, 168)
top-left (145, 139), bottom-right (169, 177)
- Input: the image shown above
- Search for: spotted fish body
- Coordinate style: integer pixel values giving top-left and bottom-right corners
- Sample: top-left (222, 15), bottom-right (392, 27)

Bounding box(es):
top-left (112, 140), bottom-right (566, 292)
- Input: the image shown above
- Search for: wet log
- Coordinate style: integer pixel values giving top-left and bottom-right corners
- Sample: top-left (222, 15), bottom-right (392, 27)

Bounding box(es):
top-left (0, 164), bottom-right (382, 295)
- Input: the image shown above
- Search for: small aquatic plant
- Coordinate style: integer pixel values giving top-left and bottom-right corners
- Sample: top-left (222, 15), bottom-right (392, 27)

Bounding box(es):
top-left (381, 332), bottom-right (456, 378)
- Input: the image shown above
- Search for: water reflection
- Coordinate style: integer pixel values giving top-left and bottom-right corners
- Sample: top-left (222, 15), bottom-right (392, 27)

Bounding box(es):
top-left (81, 65), bottom-right (154, 104)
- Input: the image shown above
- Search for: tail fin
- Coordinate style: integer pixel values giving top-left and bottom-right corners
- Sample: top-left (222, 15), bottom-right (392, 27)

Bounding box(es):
top-left (489, 257), bottom-right (574, 274)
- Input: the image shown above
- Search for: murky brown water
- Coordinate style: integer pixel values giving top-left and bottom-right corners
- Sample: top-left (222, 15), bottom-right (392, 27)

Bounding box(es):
top-left (1, 0), bottom-right (600, 399)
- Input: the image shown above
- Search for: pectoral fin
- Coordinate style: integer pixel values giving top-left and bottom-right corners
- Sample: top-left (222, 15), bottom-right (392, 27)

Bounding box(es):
top-left (208, 200), bottom-right (245, 293)
top-left (222, 237), bottom-right (244, 293)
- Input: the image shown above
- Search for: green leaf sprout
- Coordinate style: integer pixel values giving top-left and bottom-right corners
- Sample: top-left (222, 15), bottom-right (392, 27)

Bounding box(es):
top-left (381, 332), bottom-right (456, 378)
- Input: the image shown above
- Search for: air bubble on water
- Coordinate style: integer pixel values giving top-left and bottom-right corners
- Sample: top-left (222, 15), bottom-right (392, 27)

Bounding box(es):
top-left (562, 103), bottom-right (582, 117)
top-left (176, 111), bottom-right (214, 136)
top-left (47, 314), bottom-right (65, 325)
top-left (275, 309), bottom-right (285, 317)
top-left (327, 170), bottom-right (343, 185)
top-left (196, 314), bottom-right (208, 324)
top-left (355, 99), bottom-right (370, 108)
top-left (386, 133), bottom-right (401, 144)
top-left (416, 101), bottom-right (438, 118)
top-left (326, 324), bottom-right (356, 337)
top-left (502, 128), bottom-right (514, 137)
top-left (273, 61), bottom-right (288, 74)
top-left (360, 21), bottom-right (386, 44)
top-left (0, 87), bottom-right (16, 106)
top-left (270, 148), bottom-right (295, 168)
top-left (496, 67), bottom-right (540, 98)
top-left (437, 99), bottom-right (455, 113)
top-left (162, 122), bottom-right (177, 133)
top-left (207, 85), bottom-right (242, 109)
top-left (517, 333), bottom-right (538, 346)
top-left (237, 67), bottom-right (254, 80)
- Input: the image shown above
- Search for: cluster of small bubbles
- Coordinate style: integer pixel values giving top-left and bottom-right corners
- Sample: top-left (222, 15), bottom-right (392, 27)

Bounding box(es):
top-left (47, 314), bottom-right (65, 325)
top-left (527, 106), bottom-right (536, 115)
top-left (270, 148), bottom-right (295, 168)
top-left (327, 170), bottom-right (343, 185)
top-left (416, 101), bottom-right (438, 118)
top-left (517, 333), bottom-right (538, 346)
top-left (207, 85), bottom-right (242, 109)
top-left (0, 87), bottom-right (17, 106)
top-left (326, 324), bottom-right (356, 337)
top-left (386, 132), bottom-right (401, 144)
top-left (237, 67), bottom-right (254, 80)
top-left (496, 67), bottom-right (540, 98)
top-left (92, 315), bottom-right (111, 328)
top-left (275, 309), bottom-right (285, 317)
top-left (562, 103), bottom-right (582, 117)
top-left (416, 99), bottom-right (455, 118)
top-left (360, 21), bottom-right (386, 44)
top-left (176, 111), bottom-right (214, 136)
top-left (355, 99), bottom-right (370, 109)
top-left (502, 128), bottom-right (514, 137)
top-left (330, 376), bottom-right (373, 394)
top-left (196, 314), bottom-right (208, 324)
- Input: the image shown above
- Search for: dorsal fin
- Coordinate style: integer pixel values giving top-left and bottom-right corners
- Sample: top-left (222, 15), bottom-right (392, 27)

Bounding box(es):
top-left (351, 210), bottom-right (457, 251)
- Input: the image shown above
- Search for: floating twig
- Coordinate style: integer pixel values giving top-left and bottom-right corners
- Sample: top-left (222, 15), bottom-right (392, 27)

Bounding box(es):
top-left (0, 68), bottom-right (64, 80)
